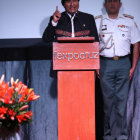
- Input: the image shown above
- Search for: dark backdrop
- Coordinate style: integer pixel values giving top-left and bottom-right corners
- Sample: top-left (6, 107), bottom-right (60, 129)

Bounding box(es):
top-left (0, 38), bottom-right (104, 140)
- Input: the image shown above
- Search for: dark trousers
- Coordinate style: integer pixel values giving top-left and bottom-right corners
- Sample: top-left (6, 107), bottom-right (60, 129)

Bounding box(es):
top-left (100, 56), bottom-right (131, 140)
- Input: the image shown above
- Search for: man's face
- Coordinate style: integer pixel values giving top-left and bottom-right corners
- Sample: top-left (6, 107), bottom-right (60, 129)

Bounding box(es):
top-left (64, 0), bottom-right (79, 14)
top-left (104, 0), bottom-right (122, 15)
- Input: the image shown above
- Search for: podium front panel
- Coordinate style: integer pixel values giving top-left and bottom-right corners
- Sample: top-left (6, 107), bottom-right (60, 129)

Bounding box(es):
top-left (53, 42), bottom-right (99, 70)
top-left (58, 71), bottom-right (95, 140)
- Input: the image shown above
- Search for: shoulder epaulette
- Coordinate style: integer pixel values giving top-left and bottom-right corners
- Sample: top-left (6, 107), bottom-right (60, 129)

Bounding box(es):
top-left (123, 14), bottom-right (134, 19)
top-left (95, 15), bottom-right (102, 20)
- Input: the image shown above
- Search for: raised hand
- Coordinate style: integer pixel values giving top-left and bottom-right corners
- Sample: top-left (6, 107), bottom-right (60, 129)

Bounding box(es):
top-left (53, 6), bottom-right (61, 23)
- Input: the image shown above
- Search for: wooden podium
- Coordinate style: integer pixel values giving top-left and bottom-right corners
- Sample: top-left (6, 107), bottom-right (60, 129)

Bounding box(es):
top-left (53, 37), bottom-right (99, 140)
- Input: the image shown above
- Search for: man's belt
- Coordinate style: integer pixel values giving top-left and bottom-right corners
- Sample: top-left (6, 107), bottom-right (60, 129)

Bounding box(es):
top-left (113, 56), bottom-right (119, 60)
top-left (100, 55), bottom-right (129, 60)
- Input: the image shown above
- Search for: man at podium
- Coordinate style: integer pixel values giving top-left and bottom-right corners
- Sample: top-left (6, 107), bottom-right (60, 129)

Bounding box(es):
top-left (42, 0), bottom-right (99, 42)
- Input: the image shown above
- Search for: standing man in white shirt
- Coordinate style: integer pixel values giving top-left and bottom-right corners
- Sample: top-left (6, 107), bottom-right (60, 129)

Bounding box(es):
top-left (95, 0), bottom-right (140, 140)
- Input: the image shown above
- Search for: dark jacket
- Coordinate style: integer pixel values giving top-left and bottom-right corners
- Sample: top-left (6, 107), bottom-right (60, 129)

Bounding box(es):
top-left (42, 11), bottom-right (99, 42)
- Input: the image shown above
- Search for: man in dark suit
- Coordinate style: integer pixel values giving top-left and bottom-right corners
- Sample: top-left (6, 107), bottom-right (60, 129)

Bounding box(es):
top-left (42, 0), bottom-right (99, 42)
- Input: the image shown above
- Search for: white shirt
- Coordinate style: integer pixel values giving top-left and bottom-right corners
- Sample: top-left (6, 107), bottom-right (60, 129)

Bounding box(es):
top-left (95, 13), bottom-right (140, 57)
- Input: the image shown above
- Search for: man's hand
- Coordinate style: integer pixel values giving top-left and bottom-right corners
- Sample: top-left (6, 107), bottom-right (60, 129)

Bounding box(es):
top-left (129, 42), bottom-right (140, 80)
top-left (129, 67), bottom-right (135, 80)
top-left (53, 6), bottom-right (61, 23)
top-left (96, 69), bottom-right (100, 79)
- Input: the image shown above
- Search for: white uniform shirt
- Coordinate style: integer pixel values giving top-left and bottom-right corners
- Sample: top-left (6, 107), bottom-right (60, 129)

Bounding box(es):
top-left (95, 13), bottom-right (140, 57)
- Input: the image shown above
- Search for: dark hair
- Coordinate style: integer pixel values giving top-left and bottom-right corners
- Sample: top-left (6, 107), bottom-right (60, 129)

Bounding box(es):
top-left (61, 0), bottom-right (80, 6)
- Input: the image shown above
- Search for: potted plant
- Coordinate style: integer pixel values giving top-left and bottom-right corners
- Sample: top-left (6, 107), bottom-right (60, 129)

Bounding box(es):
top-left (0, 75), bottom-right (40, 139)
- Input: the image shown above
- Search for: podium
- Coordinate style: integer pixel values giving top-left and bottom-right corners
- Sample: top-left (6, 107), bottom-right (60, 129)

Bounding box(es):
top-left (53, 37), bottom-right (99, 140)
